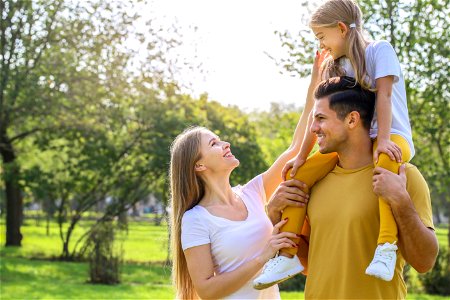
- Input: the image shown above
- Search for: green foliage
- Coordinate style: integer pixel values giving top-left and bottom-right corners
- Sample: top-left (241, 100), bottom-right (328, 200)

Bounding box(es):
top-left (251, 102), bottom-right (303, 166)
top-left (278, 273), bottom-right (306, 291)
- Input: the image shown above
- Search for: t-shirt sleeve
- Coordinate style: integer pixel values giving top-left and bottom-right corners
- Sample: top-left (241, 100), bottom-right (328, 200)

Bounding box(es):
top-left (372, 40), bottom-right (401, 83)
top-left (181, 210), bottom-right (210, 251)
top-left (405, 164), bottom-right (435, 229)
top-left (241, 174), bottom-right (267, 206)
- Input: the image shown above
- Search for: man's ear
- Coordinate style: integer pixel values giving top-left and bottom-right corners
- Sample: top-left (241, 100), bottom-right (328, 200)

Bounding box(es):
top-left (337, 21), bottom-right (349, 37)
top-left (195, 163), bottom-right (206, 172)
top-left (346, 111), bottom-right (361, 129)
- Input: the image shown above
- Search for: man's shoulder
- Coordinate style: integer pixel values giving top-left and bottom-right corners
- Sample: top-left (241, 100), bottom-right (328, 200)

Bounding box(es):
top-left (404, 162), bottom-right (422, 176)
top-left (404, 163), bottom-right (429, 191)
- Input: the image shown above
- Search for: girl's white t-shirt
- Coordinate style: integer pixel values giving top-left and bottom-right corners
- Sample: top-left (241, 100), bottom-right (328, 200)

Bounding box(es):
top-left (341, 40), bottom-right (415, 157)
top-left (181, 175), bottom-right (280, 299)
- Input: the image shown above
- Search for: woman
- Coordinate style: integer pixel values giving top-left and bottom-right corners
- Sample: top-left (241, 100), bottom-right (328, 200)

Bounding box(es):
top-left (169, 108), bottom-right (309, 299)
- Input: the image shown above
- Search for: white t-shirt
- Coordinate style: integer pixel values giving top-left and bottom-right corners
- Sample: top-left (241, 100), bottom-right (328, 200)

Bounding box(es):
top-left (341, 40), bottom-right (415, 158)
top-left (181, 175), bottom-right (280, 299)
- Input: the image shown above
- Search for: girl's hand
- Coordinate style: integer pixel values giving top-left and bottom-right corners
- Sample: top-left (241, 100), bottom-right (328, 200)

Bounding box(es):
top-left (374, 138), bottom-right (402, 163)
top-left (282, 155), bottom-right (306, 180)
top-left (259, 218), bottom-right (299, 262)
top-left (311, 49), bottom-right (329, 82)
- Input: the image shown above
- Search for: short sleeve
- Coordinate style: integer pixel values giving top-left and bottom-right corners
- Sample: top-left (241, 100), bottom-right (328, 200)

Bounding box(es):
top-left (241, 174), bottom-right (266, 205)
top-left (181, 209), bottom-right (210, 251)
top-left (371, 40), bottom-right (401, 83)
top-left (405, 164), bottom-right (435, 229)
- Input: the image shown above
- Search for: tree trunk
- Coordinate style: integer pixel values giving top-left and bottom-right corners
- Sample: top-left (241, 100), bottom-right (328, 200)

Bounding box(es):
top-left (61, 215), bottom-right (81, 260)
top-left (46, 213), bottom-right (50, 236)
top-left (0, 136), bottom-right (23, 246)
top-left (447, 202), bottom-right (450, 252)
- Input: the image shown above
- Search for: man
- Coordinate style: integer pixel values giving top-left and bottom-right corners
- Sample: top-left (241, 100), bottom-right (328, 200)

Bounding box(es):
top-left (267, 76), bottom-right (438, 298)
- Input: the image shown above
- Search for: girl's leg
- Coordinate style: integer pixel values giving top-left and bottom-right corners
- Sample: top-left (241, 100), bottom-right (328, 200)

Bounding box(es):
top-left (253, 151), bottom-right (338, 290)
top-left (374, 134), bottom-right (411, 245)
top-left (280, 151), bottom-right (338, 256)
top-left (366, 134), bottom-right (411, 281)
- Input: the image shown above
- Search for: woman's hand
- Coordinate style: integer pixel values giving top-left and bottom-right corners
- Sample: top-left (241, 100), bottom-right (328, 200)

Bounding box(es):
top-left (282, 155), bottom-right (306, 180)
top-left (259, 218), bottom-right (299, 263)
top-left (374, 138), bottom-right (402, 163)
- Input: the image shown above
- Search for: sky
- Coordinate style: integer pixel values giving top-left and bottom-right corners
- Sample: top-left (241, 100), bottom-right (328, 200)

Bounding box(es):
top-left (145, 0), bottom-right (314, 112)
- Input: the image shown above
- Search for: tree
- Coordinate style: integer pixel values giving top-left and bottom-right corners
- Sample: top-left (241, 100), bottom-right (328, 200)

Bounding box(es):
top-left (250, 103), bottom-right (304, 166)
top-left (0, 0), bottom-right (181, 247)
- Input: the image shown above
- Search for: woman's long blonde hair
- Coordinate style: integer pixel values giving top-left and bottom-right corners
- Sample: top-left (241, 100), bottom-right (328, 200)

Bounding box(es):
top-left (169, 126), bottom-right (207, 299)
top-left (310, 0), bottom-right (372, 90)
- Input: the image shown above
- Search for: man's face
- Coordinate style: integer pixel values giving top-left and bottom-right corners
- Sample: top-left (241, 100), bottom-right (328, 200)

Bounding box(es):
top-left (310, 97), bottom-right (349, 154)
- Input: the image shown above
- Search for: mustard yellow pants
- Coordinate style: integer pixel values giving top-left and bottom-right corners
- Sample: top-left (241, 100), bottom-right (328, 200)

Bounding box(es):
top-left (281, 134), bottom-right (411, 255)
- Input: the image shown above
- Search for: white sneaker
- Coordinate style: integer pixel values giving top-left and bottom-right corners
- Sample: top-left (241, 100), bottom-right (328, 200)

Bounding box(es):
top-left (253, 255), bottom-right (304, 290)
top-left (365, 242), bottom-right (398, 281)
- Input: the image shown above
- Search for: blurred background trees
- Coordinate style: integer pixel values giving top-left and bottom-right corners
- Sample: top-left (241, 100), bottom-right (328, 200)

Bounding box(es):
top-left (1, 0), bottom-right (448, 263)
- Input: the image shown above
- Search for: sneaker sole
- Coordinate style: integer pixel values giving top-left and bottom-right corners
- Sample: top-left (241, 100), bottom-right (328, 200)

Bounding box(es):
top-left (365, 269), bottom-right (394, 281)
top-left (253, 266), bottom-right (304, 290)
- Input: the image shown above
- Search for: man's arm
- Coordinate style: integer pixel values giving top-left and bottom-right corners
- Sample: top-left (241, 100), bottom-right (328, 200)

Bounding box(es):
top-left (266, 179), bottom-right (309, 225)
top-left (372, 164), bottom-right (438, 273)
top-left (266, 179), bottom-right (310, 274)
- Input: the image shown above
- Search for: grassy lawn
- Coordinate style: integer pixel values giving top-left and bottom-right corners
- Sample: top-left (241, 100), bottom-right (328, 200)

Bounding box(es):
top-left (0, 218), bottom-right (448, 299)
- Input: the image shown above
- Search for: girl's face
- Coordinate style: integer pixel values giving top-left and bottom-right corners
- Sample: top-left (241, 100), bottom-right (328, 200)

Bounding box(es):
top-left (312, 24), bottom-right (348, 59)
top-left (195, 130), bottom-right (239, 174)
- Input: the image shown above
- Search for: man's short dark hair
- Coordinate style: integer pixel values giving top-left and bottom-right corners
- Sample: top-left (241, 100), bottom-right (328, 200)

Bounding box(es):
top-left (314, 76), bottom-right (376, 130)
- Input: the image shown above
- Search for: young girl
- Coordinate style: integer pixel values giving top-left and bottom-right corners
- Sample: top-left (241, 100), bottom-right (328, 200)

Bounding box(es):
top-left (253, 0), bottom-right (414, 289)
top-left (169, 116), bottom-right (310, 297)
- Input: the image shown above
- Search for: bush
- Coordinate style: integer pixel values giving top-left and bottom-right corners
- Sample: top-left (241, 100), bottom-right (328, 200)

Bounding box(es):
top-left (419, 247), bottom-right (450, 296)
top-left (278, 273), bottom-right (306, 291)
top-left (86, 221), bottom-right (123, 284)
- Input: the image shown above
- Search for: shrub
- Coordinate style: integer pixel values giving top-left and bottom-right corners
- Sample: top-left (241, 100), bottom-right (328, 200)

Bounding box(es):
top-left (278, 273), bottom-right (306, 291)
top-left (86, 221), bottom-right (123, 284)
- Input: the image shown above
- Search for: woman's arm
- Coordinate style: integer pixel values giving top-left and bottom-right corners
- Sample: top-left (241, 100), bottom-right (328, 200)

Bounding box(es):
top-left (184, 220), bottom-right (298, 299)
top-left (373, 76), bottom-right (402, 163)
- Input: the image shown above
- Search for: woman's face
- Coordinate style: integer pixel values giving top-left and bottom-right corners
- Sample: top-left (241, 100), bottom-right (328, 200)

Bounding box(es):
top-left (195, 130), bottom-right (240, 174)
top-left (312, 25), bottom-right (347, 59)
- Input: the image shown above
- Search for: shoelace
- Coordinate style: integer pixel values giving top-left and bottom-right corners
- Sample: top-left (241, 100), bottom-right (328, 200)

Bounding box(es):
top-left (262, 257), bottom-right (283, 273)
top-left (372, 248), bottom-right (395, 265)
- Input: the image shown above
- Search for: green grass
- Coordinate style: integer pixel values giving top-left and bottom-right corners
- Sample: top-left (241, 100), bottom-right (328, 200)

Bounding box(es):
top-left (0, 218), bottom-right (448, 299)
top-left (0, 219), bottom-right (169, 262)
top-left (1, 256), bottom-right (174, 299)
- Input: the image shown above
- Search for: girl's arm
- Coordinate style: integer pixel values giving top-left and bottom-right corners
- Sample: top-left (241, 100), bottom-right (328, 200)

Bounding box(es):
top-left (373, 76), bottom-right (402, 163)
top-left (184, 219), bottom-right (297, 299)
top-left (262, 51), bottom-right (326, 198)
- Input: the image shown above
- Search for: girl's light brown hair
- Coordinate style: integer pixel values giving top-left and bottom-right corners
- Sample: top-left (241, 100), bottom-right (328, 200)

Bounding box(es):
top-left (310, 0), bottom-right (372, 90)
top-left (169, 126), bottom-right (208, 299)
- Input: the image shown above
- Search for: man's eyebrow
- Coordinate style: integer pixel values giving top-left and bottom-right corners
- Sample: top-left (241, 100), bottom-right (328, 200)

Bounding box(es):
top-left (314, 112), bottom-right (325, 118)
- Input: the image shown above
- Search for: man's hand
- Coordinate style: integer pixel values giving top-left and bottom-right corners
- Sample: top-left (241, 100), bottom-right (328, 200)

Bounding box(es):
top-left (373, 164), bottom-right (409, 206)
top-left (267, 179), bottom-right (309, 224)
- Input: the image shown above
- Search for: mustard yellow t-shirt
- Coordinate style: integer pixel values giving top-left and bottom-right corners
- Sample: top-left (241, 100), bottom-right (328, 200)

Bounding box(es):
top-left (304, 163), bottom-right (434, 299)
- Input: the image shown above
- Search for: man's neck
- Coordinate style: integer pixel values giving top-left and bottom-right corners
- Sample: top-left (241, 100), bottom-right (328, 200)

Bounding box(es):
top-left (337, 135), bottom-right (373, 169)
